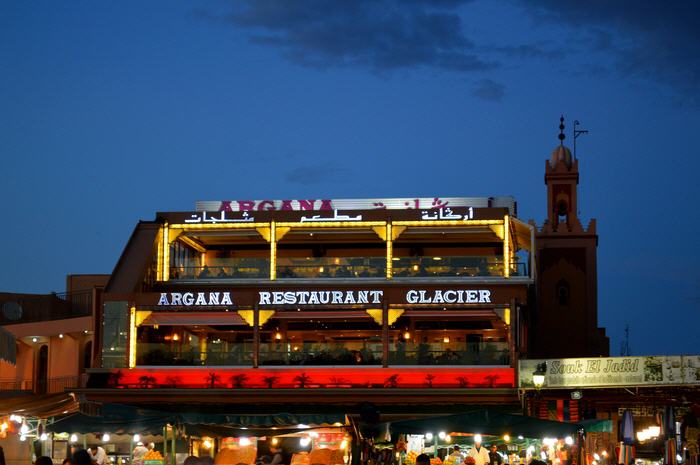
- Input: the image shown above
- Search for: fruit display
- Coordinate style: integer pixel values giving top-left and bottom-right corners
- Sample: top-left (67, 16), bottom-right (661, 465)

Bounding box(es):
top-left (143, 450), bottom-right (164, 465)
top-left (406, 451), bottom-right (418, 465)
top-left (143, 450), bottom-right (163, 460)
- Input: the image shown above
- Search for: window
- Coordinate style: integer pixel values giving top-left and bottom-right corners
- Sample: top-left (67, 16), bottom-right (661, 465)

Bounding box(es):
top-left (556, 280), bottom-right (570, 306)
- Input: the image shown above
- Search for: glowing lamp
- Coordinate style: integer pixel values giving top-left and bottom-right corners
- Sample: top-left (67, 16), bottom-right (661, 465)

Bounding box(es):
top-left (425, 433), bottom-right (433, 441)
top-left (474, 434), bottom-right (482, 444)
top-left (438, 432), bottom-right (446, 440)
top-left (503, 435), bottom-right (510, 443)
top-left (70, 434), bottom-right (78, 443)
top-left (275, 332), bottom-right (282, 341)
top-left (240, 437), bottom-right (251, 446)
top-left (203, 439), bottom-right (212, 449)
top-left (40, 433), bottom-right (48, 441)
top-left (403, 331), bottom-right (411, 340)
top-left (271, 437), bottom-right (279, 446)
top-left (102, 433), bottom-right (110, 442)
top-left (133, 434), bottom-right (140, 442)
top-left (443, 336), bottom-right (450, 343)
top-left (565, 437), bottom-right (573, 446)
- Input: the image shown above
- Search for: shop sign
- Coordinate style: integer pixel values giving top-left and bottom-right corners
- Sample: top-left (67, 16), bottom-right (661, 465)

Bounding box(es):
top-left (258, 290), bottom-right (383, 305)
top-left (195, 197), bottom-right (515, 213)
top-left (519, 355), bottom-right (700, 388)
top-left (405, 289), bottom-right (491, 304)
top-left (157, 292), bottom-right (234, 306)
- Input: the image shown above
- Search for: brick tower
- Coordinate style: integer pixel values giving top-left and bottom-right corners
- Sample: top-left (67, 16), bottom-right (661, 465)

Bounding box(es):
top-left (530, 118), bottom-right (609, 358)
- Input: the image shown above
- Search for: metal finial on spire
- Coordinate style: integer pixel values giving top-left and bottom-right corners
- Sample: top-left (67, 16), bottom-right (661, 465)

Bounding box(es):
top-left (558, 116), bottom-right (566, 145)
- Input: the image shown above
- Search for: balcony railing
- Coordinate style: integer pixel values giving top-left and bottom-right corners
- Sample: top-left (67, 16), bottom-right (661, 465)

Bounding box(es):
top-left (277, 257), bottom-right (386, 279)
top-left (0, 291), bottom-right (93, 325)
top-left (259, 342), bottom-right (383, 365)
top-left (169, 258), bottom-right (270, 280)
top-left (136, 343), bottom-right (253, 366)
top-left (134, 342), bottom-right (508, 366)
top-left (167, 256), bottom-right (527, 281)
top-left (388, 342), bottom-right (509, 365)
top-left (0, 376), bottom-right (84, 393)
top-left (392, 256), bottom-right (527, 278)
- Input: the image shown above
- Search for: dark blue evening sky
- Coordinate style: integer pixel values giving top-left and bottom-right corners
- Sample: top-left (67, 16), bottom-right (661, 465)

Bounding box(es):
top-left (2, 1), bottom-right (699, 355)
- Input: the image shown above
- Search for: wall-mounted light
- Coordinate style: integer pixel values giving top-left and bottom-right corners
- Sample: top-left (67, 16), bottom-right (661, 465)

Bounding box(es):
top-left (59, 334), bottom-right (64, 339)
top-left (403, 331), bottom-right (411, 340)
top-left (275, 331), bottom-right (282, 340)
top-left (533, 362), bottom-right (547, 390)
top-left (102, 433), bottom-right (110, 442)
top-left (172, 334), bottom-right (179, 341)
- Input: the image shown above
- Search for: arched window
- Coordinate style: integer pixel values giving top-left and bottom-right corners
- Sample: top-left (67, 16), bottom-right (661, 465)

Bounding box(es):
top-left (82, 341), bottom-right (93, 372)
top-left (557, 200), bottom-right (569, 225)
top-left (36, 345), bottom-right (48, 394)
top-left (556, 280), bottom-right (570, 306)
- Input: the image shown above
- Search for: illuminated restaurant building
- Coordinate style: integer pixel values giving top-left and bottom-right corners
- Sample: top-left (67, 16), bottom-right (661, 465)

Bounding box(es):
top-left (81, 139), bottom-right (609, 418)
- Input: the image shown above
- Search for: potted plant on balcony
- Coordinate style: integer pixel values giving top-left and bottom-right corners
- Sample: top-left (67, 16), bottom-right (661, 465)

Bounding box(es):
top-left (230, 373), bottom-right (248, 389)
top-left (294, 372), bottom-right (312, 388)
top-left (206, 372), bottom-right (221, 388)
top-left (384, 374), bottom-right (400, 388)
top-left (263, 375), bottom-right (280, 388)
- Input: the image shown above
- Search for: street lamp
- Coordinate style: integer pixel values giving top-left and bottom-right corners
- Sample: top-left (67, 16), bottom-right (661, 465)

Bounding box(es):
top-left (532, 362), bottom-right (547, 390)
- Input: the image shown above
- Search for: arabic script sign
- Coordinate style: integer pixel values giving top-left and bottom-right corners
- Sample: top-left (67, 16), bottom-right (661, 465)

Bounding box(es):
top-left (196, 197), bottom-right (515, 213)
top-left (519, 356), bottom-right (700, 388)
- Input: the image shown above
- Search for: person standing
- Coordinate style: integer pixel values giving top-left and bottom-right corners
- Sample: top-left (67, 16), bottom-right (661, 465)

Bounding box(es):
top-left (488, 446), bottom-right (502, 465)
top-left (89, 446), bottom-right (108, 465)
top-left (133, 442), bottom-right (149, 465)
top-left (467, 437), bottom-right (490, 465)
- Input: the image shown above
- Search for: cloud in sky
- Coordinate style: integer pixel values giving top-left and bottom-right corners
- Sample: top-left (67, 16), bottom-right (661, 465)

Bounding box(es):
top-left (224, 0), bottom-right (495, 73)
top-left (210, 0), bottom-right (700, 103)
top-left (517, 0), bottom-right (700, 104)
top-left (471, 78), bottom-right (505, 102)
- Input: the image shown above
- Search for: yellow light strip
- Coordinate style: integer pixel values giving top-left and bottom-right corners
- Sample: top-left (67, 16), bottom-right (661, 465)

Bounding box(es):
top-left (128, 306), bottom-right (136, 368)
top-left (170, 222), bottom-right (270, 230)
top-left (178, 235), bottom-right (206, 253)
top-left (156, 227), bottom-right (164, 281)
top-left (392, 219), bottom-right (503, 227)
top-left (275, 221), bottom-right (386, 228)
top-left (270, 221), bottom-right (277, 280)
top-left (503, 215), bottom-right (510, 278)
top-left (162, 223), bottom-right (170, 281)
top-left (386, 223), bottom-right (393, 279)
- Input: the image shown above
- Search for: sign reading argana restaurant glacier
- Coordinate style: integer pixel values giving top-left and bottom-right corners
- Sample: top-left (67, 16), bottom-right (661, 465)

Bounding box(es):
top-left (519, 356), bottom-right (700, 388)
top-left (196, 197), bottom-right (516, 214)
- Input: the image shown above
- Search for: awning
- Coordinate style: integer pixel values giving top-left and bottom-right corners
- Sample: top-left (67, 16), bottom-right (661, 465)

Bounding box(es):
top-left (140, 312), bottom-right (246, 326)
top-left (511, 218), bottom-right (534, 252)
top-left (387, 410), bottom-right (580, 438)
top-left (48, 404), bottom-right (346, 435)
top-left (579, 419), bottom-right (613, 433)
top-left (0, 393), bottom-right (78, 418)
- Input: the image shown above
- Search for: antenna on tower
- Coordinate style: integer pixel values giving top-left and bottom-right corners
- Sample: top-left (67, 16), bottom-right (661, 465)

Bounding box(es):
top-left (573, 120), bottom-right (589, 158)
top-left (620, 324), bottom-right (631, 356)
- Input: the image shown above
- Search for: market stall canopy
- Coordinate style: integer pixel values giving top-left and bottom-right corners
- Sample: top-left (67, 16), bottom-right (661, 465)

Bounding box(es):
top-left (578, 419), bottom-right (612, 433)
top-left (387, 410), bottom-right (579, 438)
top-left (0, 393), bottom-right (78, 418)
top-left (48, 404), bottom-right (174, 434)
top-left (48, 404), bottom-right (346, 435)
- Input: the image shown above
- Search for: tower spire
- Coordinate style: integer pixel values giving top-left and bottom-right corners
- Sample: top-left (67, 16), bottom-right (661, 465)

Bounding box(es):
top-left (558, 115), bottom-right (566, 146)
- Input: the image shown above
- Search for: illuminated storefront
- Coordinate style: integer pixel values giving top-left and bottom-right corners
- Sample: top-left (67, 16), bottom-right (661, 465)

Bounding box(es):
top-left (89, 197), bottom-right (534, 408)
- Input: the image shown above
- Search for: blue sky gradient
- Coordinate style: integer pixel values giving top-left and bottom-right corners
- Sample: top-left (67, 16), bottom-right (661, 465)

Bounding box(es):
top-left (2, 1), bottom-right (699, 355)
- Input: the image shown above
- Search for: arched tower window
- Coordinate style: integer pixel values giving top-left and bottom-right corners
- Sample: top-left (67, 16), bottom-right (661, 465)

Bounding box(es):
top-left (556, 280), bottom-right (570, 306)
top-left (36, 345), bottom-right (48, 394)
top-left (82, 341), bottom-right (93, 372)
